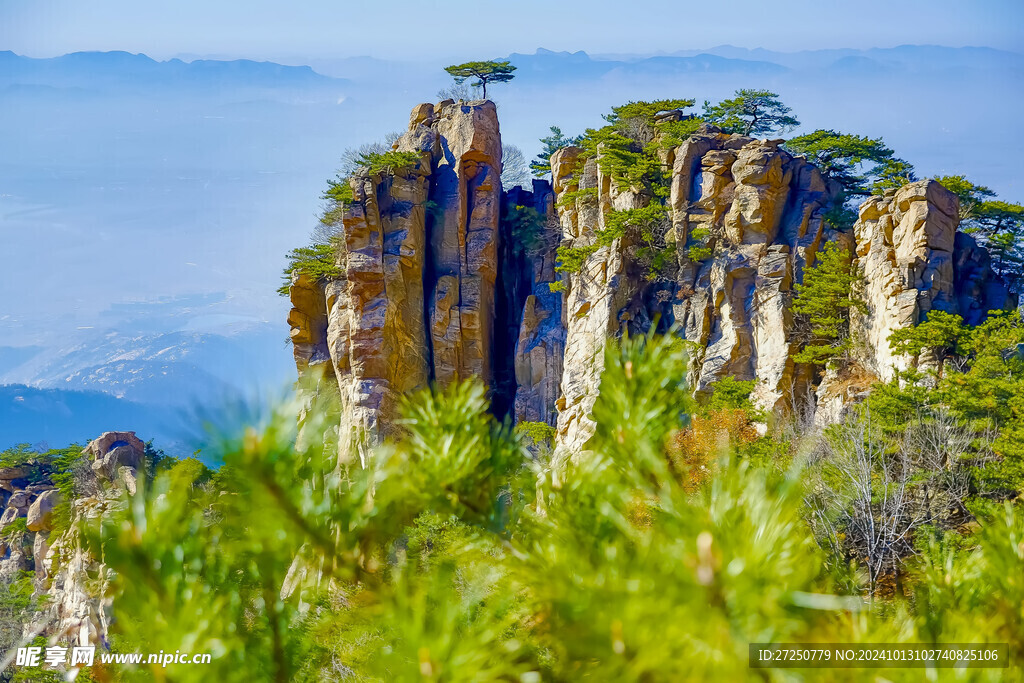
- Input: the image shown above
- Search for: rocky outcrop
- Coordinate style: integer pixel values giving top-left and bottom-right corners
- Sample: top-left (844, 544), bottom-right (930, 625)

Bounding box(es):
top-left (329, 144), bottom-right (431, 454)
top-left (38, 500), bottom-right (114, 650)
top-left (0, 431), bottom-right (148, 651)
top-left (852, 180), bottom-right (1009, 381)
top-left (85, 431), bottom-right (144, 482)
top-left (550, 148), bottom-right (648, 455)
top-left (288, 102), bottom-right (1011, 459)
top-left (549, 126), bottom-right (843, 452)
top-left (288, 101), bottom-right (506, 457)
top-left (287, 271), bottom-right (332, 375)
top-left (424, 101), bottom-right (504, 387)
top-left (670, 128), bottom-right (842, 413)
top-left (26, 490), bottom-right (60, 532)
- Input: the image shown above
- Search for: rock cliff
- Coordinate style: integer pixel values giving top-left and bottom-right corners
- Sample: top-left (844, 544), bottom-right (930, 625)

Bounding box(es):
top-left (288, 102), bottom-right (1010, 457)
top-left (852, 180), bottom-right (1009, 381)
top-left (289, 100), bottom-right (511, 460)
top-left (0, 432), bottom-right (144, 650)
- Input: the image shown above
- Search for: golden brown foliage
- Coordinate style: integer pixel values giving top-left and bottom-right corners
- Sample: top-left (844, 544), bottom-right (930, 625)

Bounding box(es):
top-left (668, 409), bottom-right (760, 492)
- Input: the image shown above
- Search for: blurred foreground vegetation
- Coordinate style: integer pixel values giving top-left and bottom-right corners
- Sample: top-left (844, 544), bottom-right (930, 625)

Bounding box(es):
top-left (18, 325), bottom-right (1010, 682)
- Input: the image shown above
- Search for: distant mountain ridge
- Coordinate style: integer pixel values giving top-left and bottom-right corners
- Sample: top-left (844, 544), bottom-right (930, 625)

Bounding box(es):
top-left (505, 48), bottom-right (789, 83)
top-left (0, 325), bottom-right (294, 451)
top-left (0, 384), bottom-right (182, 452)
top-left (0, 50), bottom-right (349, 91)
top-left (0, 326), bottom-right (292, 406)
top-left (666, 44), bottom-right (1024, 71)
top-left (495, 44), bottom-right (1023, 88)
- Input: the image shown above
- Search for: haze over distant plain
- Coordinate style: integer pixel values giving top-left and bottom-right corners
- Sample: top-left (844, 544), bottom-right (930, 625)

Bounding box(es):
top-left (1, 0), bottom-right (1021, 448)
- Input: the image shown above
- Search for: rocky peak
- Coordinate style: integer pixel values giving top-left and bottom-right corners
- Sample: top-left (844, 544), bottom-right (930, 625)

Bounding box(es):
top-left (0, 431), bottom-right (146, 650)
top-left (288, 100), bottom-right (514, 459)
top-left (287, 101), bottom-right (1011, 458)
top-left (852, 179), bottom-right (1009, 382)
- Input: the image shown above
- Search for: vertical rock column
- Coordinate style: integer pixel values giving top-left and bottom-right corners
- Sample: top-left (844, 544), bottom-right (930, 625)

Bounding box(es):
top-left (851, 179), bottom-right (1008, 381)
top-left (670, 128), bottom-right (836, 413)
top-left (288, 100), bottom-right (506, 456)
top-left (428, 101), bottom-right (503, 386)
top-left (551, 147), bottom-right (645, 457)
top-left (332, 160), bottom-right (432, 448)
top-left (287, 272), bottom-right (331, 375)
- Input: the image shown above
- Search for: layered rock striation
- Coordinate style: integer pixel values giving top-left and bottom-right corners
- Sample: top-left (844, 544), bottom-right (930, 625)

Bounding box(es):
top-left (288, 102), bottom-right (1010, 458)
top-left (550, 126), bottom-right (848, 451)
top-left (289, 100), bottom-right (515, 458)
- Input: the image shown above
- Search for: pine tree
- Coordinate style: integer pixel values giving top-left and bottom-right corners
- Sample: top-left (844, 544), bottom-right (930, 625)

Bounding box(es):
top-left (530, 126), bottom-right (577, 177)
top-left (785, 129), bottom-right (896, 197)
top-left (792, 240), bottom-right (864, 365)
top-left (701, 89), bottom-right (799, 137)
top-left (888, 309), bottom-right (968, 379)
top-left (442, 60), bottom-right (516, 100)
top-left (936, 175), bottom-right (1024, 289)
top-left (871, 158), bottom-right (918, 193)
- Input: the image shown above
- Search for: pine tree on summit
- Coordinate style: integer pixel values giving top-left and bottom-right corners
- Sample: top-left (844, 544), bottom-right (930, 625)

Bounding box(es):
top-left (702, 89), bottom-right (799, 137)
top-left (443, 60), bottom-right (516, 99)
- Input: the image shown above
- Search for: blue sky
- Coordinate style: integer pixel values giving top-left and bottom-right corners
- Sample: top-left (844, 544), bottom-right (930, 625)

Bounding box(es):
top-left (2, 0), bottom-right (1021, 60)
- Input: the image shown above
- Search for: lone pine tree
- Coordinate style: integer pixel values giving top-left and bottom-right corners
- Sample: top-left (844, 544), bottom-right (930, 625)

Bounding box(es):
top-left (443, 60), bottom-right (516, 99)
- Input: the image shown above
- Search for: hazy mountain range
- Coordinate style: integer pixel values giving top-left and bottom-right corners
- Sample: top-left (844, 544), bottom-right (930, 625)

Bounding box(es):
top-left (1, 44), bottom-right (1021, 450)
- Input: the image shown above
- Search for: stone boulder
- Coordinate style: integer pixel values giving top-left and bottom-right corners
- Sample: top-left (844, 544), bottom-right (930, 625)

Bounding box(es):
top-left (7, 490), bottom-right (30, 510)
top-left (27, 490), bottom-right (61, 532)
top-left (0, 506), bottom-right (24, 528)
top-left (84, 431), bottom-right (145, 482)
top-left (0, 466), bottom-right (29, 480)
top-left (0, 549), bottom-right (28, 581)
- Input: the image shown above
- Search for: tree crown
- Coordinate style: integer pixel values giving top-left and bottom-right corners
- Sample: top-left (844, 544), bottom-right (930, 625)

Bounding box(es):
top-left (701, 89), bottom-right (799, 137)
top-left (785, 129), bottom-right (895, 197)
top-left (530, 126), bottom-right (581, 177)
top-left (443, 60), bottom-right (516, 98)
top-left (792, 240), bottom-right (865, 365)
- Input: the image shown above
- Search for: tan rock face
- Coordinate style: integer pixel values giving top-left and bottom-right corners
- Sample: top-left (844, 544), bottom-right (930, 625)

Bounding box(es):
top-left (670, 129), bottom-right (837, 413)
top-left (0, 466), bottom-right (30, 480)
top-left (84, 431), bottom-right (145, 482)
top-left (428, 101), bottom-right (503, 386)
top-left (551, 147), bottom-right (646, 455)
top-left (26, 489), bottom-right (60, 532)
top-left (0, 431), bottom-right (146, 650)
top-left (548, 125), bottom-right (838, 452)
top-left (292, 101), bottom-right (505, 455)
top-left (851, 180), bottom-right (1008, 381)
top-left (287, 271), bottom-right (331, 373)
top-left (0, 506), bottom-right (23, 528)
top-left (332, 163), bottom-right (431, 450)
